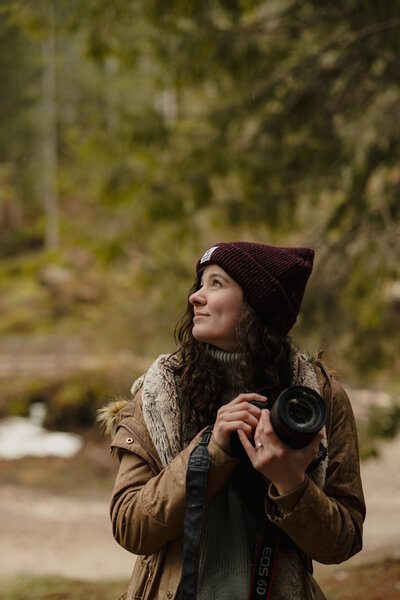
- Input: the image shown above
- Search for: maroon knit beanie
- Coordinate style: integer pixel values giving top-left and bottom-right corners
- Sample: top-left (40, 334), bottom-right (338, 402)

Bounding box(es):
top-left (196, 241), bottom-right (314, 335)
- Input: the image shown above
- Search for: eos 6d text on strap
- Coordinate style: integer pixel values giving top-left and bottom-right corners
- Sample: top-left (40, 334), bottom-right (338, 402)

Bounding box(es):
top-left (248, 523), bottom-right (280, 600)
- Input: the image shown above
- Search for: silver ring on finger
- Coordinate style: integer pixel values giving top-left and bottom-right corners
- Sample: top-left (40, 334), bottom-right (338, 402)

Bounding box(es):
top-left (255, 441), bottom-right (263, 451)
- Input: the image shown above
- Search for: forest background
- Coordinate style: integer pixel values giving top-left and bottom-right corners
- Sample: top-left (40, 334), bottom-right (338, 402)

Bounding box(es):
top-left (0, 1), bottom-right (400, 598)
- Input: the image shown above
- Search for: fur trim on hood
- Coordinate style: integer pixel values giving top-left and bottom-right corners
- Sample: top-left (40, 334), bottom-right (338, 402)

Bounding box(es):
top-left (96, 397), bottom-right (131, 439)
top-left (134, 354), bottom-right (181, 467)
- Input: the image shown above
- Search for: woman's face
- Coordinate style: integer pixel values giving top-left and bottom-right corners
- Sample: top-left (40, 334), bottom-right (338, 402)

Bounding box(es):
top-left (189, 265), bottom-right (244, 351)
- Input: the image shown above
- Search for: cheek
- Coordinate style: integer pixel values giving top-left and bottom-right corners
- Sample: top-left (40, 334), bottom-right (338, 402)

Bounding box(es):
top-left (220, 300), bottom-right (243, 328)
top-left (230, 294), bottom-right (244, 320)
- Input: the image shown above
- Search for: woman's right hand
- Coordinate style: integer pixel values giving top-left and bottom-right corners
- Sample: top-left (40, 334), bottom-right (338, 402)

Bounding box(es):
top-left (212, 393), bottom-right (268, 452)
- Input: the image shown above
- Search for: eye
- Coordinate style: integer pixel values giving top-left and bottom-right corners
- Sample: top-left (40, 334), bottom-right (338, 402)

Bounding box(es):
top-left (213, 278), bottom-right (223, 287)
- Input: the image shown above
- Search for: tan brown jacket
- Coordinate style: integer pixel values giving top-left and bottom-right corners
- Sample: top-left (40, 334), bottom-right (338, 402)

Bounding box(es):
top-left (102, 353), bottom-right (365, 600)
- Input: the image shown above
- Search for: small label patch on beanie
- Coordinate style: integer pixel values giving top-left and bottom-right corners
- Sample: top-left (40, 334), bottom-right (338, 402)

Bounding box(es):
top-left (200, 246), bottom-right (219, 264)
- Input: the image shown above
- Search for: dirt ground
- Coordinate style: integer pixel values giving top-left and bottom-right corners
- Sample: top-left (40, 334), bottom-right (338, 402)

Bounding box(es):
top-left (0, 433), bottom-right (399, 589)
top-left (0, 483), bottom-right (133, 581)
top-left (314, 434), bottom-right (400, 588)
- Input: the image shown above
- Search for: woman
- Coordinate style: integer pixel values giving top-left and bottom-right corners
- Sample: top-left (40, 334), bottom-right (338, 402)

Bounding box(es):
top-left (99, 241), bottom-right (365, 600)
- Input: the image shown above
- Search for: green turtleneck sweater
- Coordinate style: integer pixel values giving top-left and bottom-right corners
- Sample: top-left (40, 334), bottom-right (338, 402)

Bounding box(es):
top-left (184, 348), bottom-right (259, 600)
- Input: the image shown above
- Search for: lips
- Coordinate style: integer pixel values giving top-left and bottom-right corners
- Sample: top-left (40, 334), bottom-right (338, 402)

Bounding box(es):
top-left (193, 313), bottom-right (208, 321)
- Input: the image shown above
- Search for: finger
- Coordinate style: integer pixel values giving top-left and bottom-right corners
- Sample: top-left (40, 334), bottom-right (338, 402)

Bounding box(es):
top-left (230, 393), bottom-right (268, 405)
top-left (216, 421), bottom-right (254, 441)
top-left (237, 429), bottom-right (258, 461)
top-left (220, 409), bottom-right (261, 429)
top-left (220, 404), bottom-right (264, 425)
top-left (236, 421), bottom-right (254, 437)
top-left (219, 419), bottom-right (254, 433)
top-left (244, 402), bottom-right (266, 419)
top-left (229, 399), bottom-right (268, 419)
top-left (255, 409), bottom-right (274, 436)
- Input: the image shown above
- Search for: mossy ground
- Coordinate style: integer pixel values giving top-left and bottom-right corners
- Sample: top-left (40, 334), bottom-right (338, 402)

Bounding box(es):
top-left (0, 559), bottom-right (399, 600)
top-left (317, 558), bottom-right (400, 600)
top-left (0, 574), bottom-right (128, 600)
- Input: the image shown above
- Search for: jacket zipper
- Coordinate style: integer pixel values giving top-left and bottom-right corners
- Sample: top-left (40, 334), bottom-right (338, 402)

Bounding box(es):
top-left (118, 423), bottom-right (162, 470)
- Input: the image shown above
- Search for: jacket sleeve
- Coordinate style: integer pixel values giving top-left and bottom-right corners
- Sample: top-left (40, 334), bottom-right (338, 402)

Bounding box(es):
top-left (264, 378), bottom-right (366, 564)
top-left (110, 426), bottom-right (239, 556)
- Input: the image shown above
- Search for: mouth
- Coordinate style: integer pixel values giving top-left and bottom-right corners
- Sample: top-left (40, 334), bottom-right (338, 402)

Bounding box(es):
top-left (193, 313), bottom-right (208, 321)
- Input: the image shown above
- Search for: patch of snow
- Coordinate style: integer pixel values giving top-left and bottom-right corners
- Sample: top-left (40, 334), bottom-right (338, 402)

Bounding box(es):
top-left (0, 403), bottom-right (83, 459)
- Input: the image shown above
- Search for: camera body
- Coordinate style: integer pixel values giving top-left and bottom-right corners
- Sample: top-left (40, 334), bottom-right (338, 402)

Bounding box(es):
top-left (232, 385), bottom-right (326, 452)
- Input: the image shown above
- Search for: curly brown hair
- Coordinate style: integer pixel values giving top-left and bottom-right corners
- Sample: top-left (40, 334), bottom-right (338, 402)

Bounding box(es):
top-left (171, 269), bottom-right (294, 430)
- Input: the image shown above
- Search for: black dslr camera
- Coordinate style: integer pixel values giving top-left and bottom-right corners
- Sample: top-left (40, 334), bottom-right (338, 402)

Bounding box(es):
top-left (233, 385), bottom-right (326, 451)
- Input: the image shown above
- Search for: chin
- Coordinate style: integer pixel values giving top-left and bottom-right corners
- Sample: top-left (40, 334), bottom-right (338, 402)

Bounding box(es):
top-left (192, 331), bottom-right (209, 344)
top-left (192, 329), bottom-right (214, 346)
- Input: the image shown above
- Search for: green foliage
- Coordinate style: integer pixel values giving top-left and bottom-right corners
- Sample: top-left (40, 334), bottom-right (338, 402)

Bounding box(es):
top-left (0, 225), bottom-right (43, 257)
top-left (46, 377), bottom-right (105, 430)
top-left (358, 399), bottom-right (400, 460)
top-left (366, 401), bottom-right (400, 440)
top-left (0, 367), bottom-right (136, 432)
top-left (0, 0), bottom-right (399, 383)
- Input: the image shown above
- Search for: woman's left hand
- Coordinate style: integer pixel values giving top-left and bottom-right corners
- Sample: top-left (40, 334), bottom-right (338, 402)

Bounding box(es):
top-left (237, 409), bottom-right (324, 495)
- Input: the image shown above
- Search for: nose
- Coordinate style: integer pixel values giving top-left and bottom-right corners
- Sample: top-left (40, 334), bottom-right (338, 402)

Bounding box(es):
top-left (189, 287), bottom-right (206, 306)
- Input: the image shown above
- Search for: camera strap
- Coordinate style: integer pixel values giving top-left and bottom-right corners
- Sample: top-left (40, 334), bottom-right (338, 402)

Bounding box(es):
top-left (248, 522), bottom-right (280, 600)
top-left (180, 426), bottom-right (213, 600)
top-left (306, 442), bottom-right (328, 474)
top-left (180, 427), bottom-right (280, 600)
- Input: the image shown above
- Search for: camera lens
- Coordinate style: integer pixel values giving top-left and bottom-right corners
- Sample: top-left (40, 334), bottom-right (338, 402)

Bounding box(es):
top-left (287, 396), bottom-right (315, 427)
top-left (270, 386), bottom-right (326, 449)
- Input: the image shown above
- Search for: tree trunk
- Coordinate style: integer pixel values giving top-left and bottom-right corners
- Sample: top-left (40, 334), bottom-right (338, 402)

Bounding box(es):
top-left (41, 0), bottom-right (59, 251)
